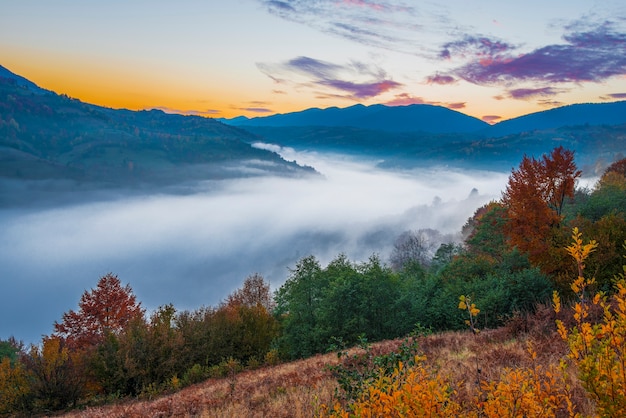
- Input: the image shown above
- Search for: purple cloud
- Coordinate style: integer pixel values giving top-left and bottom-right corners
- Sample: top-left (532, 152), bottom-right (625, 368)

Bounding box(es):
top-left (439, 35), bottom-right (516, 60)
top-left (447, 102), bottom-right (466, 109)
top-left (385, 93), bottom-right (465, 110)
top-left (425, 73), bottom-right (456, 85)
top-left (607, 92), bottom-right (626, 99)
top-left (240, 107), bottom-right (274, 113)
top-left (453, 23), bottom-right (626, 85)
top-left (258, 56), bottom-right (402, 100)
top-left (507, 87), bottom-right (565, 100)
top-left (482, 115), bottom-right (502, 123)
top-left (386, 93), bottom-right (428, 106)
top-left (146, 106), bottom-right (221, 117)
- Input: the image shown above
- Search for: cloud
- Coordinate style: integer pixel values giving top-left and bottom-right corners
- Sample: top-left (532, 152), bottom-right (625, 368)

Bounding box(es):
top-left (447, 102), bottom-right (466, 109)
top-left (258, 56), bottom-right (402, 100)
top-left (146, 106), bottom-right (221, 117)
top-left (257, 0), bottom-right (438, 55)
top-left (452, 22), bottom-right (626, 86)
top-left (0, 150), bottom-right (509, 344)
top-left (439, 35), bottom-right (516, 60)
top-left (506, 87), bottom-right (566, 100)
top-left (240, 107), bottom-right (274, 113)
top-left (482, 115), bottom-right (502, 123)
top-left (385, 93), bottom-right (465, 110)
top-left (606, 92), bottom-right (626, 99)
top-left (425, 73), bottom-right (457, 85)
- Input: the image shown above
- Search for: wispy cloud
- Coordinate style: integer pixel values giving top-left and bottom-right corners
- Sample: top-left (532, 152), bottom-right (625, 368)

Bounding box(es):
top-left (240, 107), bottom-right (274, 113)
top-left (146, 106), bottom-right (221, 117)
top-left (606, 92), bottom-right (626, 99)
top-left (385, 93), bottom-right (465, 110)
top-left (439, 35), bottom-right (516, 60)
top-left (257, 0), bottom-right (438, 55)
top-left (258, 56), bottom-right (401, 100)
top-left (425, 73), bottom-right (457, 85)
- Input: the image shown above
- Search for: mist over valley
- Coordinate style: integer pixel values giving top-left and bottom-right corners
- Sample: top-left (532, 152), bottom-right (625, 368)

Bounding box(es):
top-left (0, 66), bottom-right (621, 344)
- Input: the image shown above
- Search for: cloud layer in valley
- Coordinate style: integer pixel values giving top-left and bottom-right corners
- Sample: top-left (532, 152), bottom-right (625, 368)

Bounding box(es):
top-left (0, 148), bottom-right (510, 344)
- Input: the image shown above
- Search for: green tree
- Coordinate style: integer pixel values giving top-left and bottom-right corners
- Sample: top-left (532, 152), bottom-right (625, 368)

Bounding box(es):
top-left (274, 255), bottom-right (326, 358)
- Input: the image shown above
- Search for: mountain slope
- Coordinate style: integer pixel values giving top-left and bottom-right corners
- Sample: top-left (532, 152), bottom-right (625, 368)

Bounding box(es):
top-left (488, 101), bottom-right (626, 137)
top-left (221, 103), bottom-right (490, 134)
top-left (0, 66), bottom-right (313, 186)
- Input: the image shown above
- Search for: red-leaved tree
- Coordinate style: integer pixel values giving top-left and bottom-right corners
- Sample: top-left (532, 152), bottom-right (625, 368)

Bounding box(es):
top-left (54, 273), bottom-right (144, 349)
top-left (501, 146), bottom-right (580, 275)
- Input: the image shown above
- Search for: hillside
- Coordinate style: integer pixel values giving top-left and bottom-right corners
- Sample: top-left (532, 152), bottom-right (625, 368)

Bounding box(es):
top-left (0, 66), bottom-right (313, 188)
top-left (489, 101), bottom-right (626, 136)
top-left (57, 322), bottom-right (594, 418)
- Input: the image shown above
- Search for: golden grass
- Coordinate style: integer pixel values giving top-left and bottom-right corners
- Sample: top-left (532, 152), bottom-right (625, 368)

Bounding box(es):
top-left (59, 353), bottom-right (339, 418)
top-left (57, 317), bottom-right (597, 417)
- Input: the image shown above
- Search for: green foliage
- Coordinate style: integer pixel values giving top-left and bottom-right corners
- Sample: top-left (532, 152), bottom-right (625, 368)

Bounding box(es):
top-left (326, 335), bottom-right (422, 403)
top-left (274, 255), bottom-right (326, 358)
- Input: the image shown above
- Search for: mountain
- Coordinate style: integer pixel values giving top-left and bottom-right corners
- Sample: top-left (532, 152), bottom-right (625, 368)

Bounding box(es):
top-left (0, 66), bottom-right (314, 190)
top-left (488, 101), bottom-right (626, 137)
top-left (0, 65), bottom-right (48, 94)
top-left (220, 103), bottom-right (490, 134)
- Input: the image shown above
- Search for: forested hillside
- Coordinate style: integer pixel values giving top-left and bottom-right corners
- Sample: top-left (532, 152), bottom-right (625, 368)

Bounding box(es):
top-left (0, 71), bottom-right (313, 187)
top-left (2, 147), bottom-right (626, 416)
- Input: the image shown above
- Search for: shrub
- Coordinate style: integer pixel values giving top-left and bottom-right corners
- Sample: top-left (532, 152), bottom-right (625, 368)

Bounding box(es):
top-left (554, 229), bottom-right (626, 417)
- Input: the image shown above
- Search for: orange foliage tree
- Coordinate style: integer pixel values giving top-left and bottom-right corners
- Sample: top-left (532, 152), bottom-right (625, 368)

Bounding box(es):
top-left (54, 273), bottom-right (144, 349)
top-left (502, 146), bottom-right (580, 277)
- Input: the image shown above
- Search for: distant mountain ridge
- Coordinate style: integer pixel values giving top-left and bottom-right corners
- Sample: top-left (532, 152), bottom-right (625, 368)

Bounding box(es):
top-left (1, 64), bottom-right (625, 188)
top-left (220, 103), bottom-right (490, 134)
top-left (488, 101), bottom-right (626, 136)
top-left (220, 101), bottom-right (626, 137)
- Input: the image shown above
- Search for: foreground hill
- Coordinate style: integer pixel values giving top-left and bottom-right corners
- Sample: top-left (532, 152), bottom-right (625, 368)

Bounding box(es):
top-left (0, 65), bottom-right (313, 188)
top-left (57, 320), bottom-right (596, 417)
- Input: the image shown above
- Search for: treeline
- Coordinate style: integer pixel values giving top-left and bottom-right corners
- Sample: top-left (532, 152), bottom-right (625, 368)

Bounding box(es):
top-left (1, 147), bottom-right (626, 414)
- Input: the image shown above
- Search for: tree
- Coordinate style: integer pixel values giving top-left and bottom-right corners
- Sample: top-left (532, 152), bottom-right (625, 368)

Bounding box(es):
top-left (225, 273), bottom-right (275, 312)
top-left (390, 229), bottom-right (443, 270)
top-left (24, 335), bottom-right (86, 410)
top-left (274, 255), bottom-right (326, 358)
top-left (501, 146), bottom-right (580, 273)
top-left (54, 273), bottom-right (144, 349)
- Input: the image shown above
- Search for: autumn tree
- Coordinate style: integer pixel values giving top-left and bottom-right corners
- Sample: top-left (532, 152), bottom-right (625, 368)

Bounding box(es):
top-left (23, 335), bottom-right (86, 410)
top-left (225, 273), bottom-right (275, 312)
top-left (54, 273), bottom-right (144, 349)
top-left (501, 146), bottom-right (580, 275)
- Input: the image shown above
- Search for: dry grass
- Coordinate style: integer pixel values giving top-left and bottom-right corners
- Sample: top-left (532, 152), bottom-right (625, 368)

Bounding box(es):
top-left (56, 308), bottom-right (597, 417)
top-left (58, 353), bottom-right (339, 418)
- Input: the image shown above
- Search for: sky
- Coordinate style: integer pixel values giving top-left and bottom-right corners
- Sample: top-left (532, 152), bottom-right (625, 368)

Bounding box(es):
top-left (1, 0), bottom-right (626, 123)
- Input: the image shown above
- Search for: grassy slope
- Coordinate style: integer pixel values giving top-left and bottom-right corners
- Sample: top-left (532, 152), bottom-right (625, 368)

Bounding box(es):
top-left (58, 304), bottom-right (596, 417)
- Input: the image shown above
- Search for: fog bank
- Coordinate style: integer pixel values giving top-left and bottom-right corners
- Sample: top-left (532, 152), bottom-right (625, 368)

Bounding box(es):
top-left (0, 146), bottom-right (509, 344)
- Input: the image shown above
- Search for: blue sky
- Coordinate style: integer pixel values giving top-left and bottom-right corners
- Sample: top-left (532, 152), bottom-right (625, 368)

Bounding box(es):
top-left (1, 0), bottom-right (625, 122)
